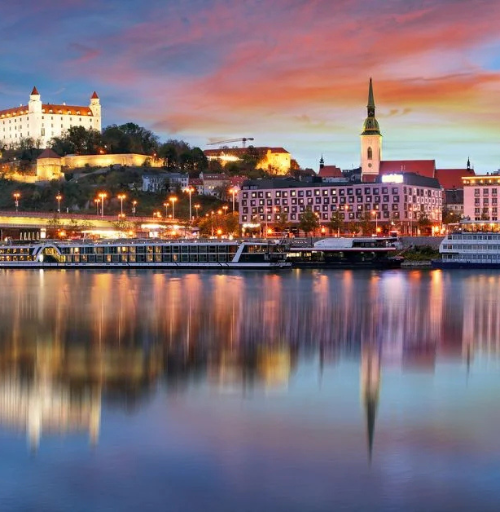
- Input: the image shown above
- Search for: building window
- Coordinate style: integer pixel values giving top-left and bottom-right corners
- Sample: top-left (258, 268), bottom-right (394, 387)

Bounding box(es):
top-left (367, 147), bottom-right (372, 160)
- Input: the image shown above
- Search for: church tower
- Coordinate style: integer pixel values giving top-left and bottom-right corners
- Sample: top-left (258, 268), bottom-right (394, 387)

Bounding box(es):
top-left (360, 78), bottom-right (382, 182)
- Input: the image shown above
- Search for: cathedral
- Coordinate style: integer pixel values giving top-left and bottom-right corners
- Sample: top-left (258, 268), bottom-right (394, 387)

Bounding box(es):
top-left (0, 87), bottom-right (101, 148)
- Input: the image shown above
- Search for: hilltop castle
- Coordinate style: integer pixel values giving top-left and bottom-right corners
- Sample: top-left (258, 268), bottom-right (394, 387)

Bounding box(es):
top-left (0, 87), bottom-right (101, 148)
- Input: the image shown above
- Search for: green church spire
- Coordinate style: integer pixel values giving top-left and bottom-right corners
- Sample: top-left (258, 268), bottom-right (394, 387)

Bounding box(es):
top-left (361, 78), bottom-right (381, 135)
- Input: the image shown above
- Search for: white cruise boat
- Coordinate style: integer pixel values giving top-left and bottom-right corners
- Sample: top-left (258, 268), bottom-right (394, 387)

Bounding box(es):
top-left (434, 228), bottom-right (500, 269)
top-left (0, 239), bottom-right (290, 270)
top-left (286, 236), bottom-right (403, 269)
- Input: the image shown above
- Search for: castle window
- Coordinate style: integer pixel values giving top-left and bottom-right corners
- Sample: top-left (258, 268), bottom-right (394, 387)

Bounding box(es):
top-left (367, 147), bottom-right (373, 160)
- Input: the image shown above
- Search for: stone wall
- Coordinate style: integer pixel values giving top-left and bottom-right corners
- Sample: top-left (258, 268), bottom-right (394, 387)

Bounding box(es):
top-left (62, 153), bottom-right (163, 169)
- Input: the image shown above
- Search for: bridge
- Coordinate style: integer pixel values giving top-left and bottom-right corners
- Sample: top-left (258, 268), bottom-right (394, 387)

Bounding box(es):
top-left (0, 211), bottom-right (180, 240)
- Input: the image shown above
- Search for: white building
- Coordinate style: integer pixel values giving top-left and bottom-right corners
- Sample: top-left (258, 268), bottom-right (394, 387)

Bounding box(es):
top-left (0, 87), bottom-right (101, 148)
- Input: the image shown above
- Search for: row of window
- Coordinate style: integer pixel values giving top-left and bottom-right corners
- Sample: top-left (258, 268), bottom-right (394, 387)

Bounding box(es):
top-left (474, 188), bottom-right (499, 195)
top-left (242, 211), bottom-right (407, 222)
top-left (59, 244), bottom-right (238, 255)
top-left (443, 244), bottom-right (500, 251)
top-left (243, 186), bottom-right (440, 199)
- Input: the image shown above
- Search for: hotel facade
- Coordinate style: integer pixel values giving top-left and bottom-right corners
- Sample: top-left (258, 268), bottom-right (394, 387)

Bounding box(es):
top-left (463, 175), bottom-right (500, 221)
top-left (239, 174), bottom-right (442, 235)
top-left (0, 87), bottom-right (101, 148)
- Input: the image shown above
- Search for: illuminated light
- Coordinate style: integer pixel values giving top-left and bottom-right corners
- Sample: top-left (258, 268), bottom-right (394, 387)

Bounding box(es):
top-left (381, 174), bottom-right (404, 184)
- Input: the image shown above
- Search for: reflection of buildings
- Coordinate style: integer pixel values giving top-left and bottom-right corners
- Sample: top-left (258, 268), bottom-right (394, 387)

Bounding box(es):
top-left (360, 344), bottom-right (381, 462)
top-left (0, 373), bottom-right (100, 450)
top-left (3, 268), bottom-right (500, 451)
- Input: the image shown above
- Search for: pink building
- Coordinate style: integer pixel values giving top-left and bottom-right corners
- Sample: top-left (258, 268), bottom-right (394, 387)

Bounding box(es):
top-left (239, 174), bottom-right (442, 235)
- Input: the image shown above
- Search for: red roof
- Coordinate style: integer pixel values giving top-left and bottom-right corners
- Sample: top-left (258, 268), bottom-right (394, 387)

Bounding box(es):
top-left (435, 168), bottom-right (475, 189)
top-left (91, 91), bottom-right (99, 99)
top-left (0, 103), bottom-right (93, 117)
top-left (0, 106), bottom-right (29, 117)
top-left (230, 176), bottom-right (247, 186)
top-left (42, 104), bottom-right (93, 116)
top-left (318, 165), bottom-right (343, 178)
top-left (31, 86), bottom-right (39, 95)
top-left (379, 160), bottom-right (435, 178)
top-left (38, 148), bottom-right (61, 159)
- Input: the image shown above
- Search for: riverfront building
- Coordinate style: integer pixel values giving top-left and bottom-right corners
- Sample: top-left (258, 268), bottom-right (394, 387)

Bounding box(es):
top-left (239, 174), bottom-right (442, 235)
top-left (0, 87), bottom-right (101, 148)
top-left (462, 174), bottom-right (500, 221)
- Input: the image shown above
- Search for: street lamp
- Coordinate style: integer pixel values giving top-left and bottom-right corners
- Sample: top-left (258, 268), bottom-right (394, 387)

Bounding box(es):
top-left (132, 200), bottom-right (137, 216)
top-left (56, 193), bottom-right (62, 213)
top-left (230, 187), bottom-right (239, 212)
top-left (163, 202), bottom-right (169, 218)
top-left (169, 196), bottom-right (177, 219)
top-left (184, 186), bottom-right (194, 222)
top-left (223, 205), bottom-right (228, 215)
top-left (372, 209), bottom-right (378, 235)
top-left (94, 198), bottom-right (100, 215)
top-left (98, 192), bottom-right (107, 217)
top-left (194, 203), bottom-right (201, 218)
top-left (117, 194), bottom-right (126, 217)
top-left (13, 192), bottom-right (20, 212)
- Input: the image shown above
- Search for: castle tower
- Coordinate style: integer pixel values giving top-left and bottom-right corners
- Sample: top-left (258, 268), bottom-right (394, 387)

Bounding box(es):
top-left (360, 78), bottom-right (382, 182)
top-left (89, 91), bottom-right (102, 132)
top-left (28, 86), bottom-right (42, 114)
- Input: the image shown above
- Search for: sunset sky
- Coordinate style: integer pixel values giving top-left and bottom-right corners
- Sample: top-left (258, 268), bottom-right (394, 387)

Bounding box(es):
top-left (1, 0), bottom-right (499, 172)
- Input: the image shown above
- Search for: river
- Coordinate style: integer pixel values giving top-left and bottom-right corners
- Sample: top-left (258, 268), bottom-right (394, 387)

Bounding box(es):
top-left (0, 268), bottom-right (499, 511)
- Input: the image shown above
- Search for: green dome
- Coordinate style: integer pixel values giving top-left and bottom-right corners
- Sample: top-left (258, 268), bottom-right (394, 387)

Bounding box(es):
top-left (361, 117), bottom-right (380, 135)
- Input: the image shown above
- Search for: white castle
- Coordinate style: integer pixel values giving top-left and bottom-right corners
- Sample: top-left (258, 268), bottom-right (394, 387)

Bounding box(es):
top-left (0, 86), bottom-right (101, 148)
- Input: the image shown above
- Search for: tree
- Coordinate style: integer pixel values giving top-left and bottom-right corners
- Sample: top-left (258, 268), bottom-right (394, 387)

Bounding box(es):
top-left (357, 211), bottom-right (374, 236)
top-left (298, 208), bottom-right (319, 236)
top-left (51, 126), bottom-right (103, 155)
top-left (275, 211), bottom-right (290, 233)
top-left (442, 207), bottom-right (460, 226)
top-left (102, 123), bottom-right (159, 155)
top-left (417, 211), bottom-right (432, 234)
top-left (327, 211), bottom-right (344, 236)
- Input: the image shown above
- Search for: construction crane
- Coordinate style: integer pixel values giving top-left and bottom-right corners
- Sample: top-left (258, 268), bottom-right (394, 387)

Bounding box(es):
top-left (207, 137), bottom-right (254, 148)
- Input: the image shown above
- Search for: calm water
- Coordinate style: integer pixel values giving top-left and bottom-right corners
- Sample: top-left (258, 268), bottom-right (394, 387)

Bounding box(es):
top-left (1, 268), bottom-right (500, 511)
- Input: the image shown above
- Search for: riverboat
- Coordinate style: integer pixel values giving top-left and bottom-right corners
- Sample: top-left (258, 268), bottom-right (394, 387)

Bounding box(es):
top-left (0, 239), bottom-right (290, 270)
top-left (433, 230), bottom-right (500, 269)
top-left (286, 237), bottom-right (403, 269)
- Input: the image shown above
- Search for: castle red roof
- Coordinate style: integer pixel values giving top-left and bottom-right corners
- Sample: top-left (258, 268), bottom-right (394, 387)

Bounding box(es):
top-left (38, 148), bottom-right (61, 159)
top-left (0, 103), bottom-right (93, 117)
top-left (435, 168), bottom-right (476, 189)
top-left (31, 86), bottom-right (39, 95)
top-left (318, 165), bottom-right (343, 178)
top-left (91, 91), bottom-right (99, 99)
top-left (379, 160), bottom-right (436, 178)
top-left (41, 104), bottom-right (93, 116)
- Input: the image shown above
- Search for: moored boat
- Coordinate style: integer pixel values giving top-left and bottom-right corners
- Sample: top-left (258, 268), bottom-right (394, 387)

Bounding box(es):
top-left (433, 227), bottom-right (500, 269)
top-left (0, 238), bottom-right (290, 270)
top-left (286, 237), bottom-right (403, 269)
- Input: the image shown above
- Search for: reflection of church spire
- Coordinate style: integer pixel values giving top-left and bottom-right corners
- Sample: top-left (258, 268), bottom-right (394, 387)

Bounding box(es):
top-left (361, 344), bottom-right (381, 463)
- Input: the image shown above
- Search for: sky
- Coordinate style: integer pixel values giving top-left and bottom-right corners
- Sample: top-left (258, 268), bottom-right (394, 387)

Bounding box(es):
top-left (0, 0), bottom-right (499, 172)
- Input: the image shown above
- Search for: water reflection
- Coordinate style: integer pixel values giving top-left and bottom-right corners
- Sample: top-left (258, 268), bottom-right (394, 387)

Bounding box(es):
top-left (1, 268), bottom-right (500, 454)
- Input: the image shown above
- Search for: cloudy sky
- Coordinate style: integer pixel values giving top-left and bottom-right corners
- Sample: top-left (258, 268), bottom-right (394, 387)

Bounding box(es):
top-left (1, 0), bottom-right (499, 172)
